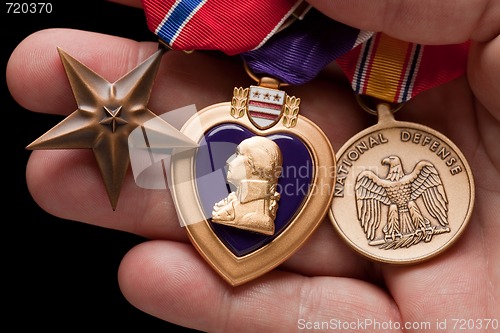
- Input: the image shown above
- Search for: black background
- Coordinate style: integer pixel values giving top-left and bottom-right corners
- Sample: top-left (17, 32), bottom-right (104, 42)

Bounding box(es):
top-left (2, 1), bottom-right (199, 331)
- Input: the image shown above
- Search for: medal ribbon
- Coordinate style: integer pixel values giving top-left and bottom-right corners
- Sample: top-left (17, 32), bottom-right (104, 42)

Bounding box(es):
top-left (142, 0), bottom-right (304, 55)
top-left (336, 33), bottom-right (470, 103)
top-left (241, 9), bottom-right (373, 85)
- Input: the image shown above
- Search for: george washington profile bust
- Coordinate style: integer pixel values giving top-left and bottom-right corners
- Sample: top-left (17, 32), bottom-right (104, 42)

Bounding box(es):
top-left (211, 136), bottom-right (282, 235)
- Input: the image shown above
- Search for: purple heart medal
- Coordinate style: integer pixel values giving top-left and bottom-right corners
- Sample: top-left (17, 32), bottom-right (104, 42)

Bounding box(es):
top-left (143, 2), bottom-right (373, 285)
top-left (170, 76), bottom-right (335, 286)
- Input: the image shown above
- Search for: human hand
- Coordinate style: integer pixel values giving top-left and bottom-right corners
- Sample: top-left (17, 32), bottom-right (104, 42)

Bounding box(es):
top-left (7, 0), bottom-right (499, 331)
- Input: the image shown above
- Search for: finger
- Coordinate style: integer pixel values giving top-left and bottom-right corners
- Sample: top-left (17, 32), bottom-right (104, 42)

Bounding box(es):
top-left (467, 37), bottom-right (500, 304)
top-left (468, 36), bottom-right (500, 173)
top-left (280, 220), bottom-right (377, 279)
top-left (6, 28), bottom-right (242, 116)
top-left (308, 0), bottom-right (500, 43)
top-left (26, 149), bottom-right (185, 240)
top-left (118, 240), bottom-right (401, 332)
top-left (382, 214), bottom-right (498, 326)
top-left (7, 29), bottom-right (156, 114)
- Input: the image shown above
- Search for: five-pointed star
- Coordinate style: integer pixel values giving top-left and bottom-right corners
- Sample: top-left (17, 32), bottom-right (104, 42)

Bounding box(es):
top-left (100, 106), bottom-right (128, 132)
top-left (27, 48), bottom-right (198, 210)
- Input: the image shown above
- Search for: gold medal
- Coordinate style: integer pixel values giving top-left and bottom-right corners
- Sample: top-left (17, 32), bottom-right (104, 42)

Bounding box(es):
top-left (170, 75), bottom-right (335, 285)
top-left (330, 102), bottom-right (474, 263)
top-left (331, 32), bottom-right (474, 263)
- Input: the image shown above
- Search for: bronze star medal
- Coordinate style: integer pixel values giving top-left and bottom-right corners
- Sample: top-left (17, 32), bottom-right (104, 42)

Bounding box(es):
top-left (27, 48), bottom-right (197, 210)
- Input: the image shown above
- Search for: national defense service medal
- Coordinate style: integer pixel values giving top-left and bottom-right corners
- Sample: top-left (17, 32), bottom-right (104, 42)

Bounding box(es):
top-left (170, 76), bottom-right (335, 286)
top-left (330, 102), bottom-right (475, 264)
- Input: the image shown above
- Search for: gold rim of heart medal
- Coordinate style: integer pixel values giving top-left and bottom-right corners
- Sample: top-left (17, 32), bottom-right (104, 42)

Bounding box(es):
top-left (329, 104), bottom-right (475, 264)
top-left (169, 75), bottom-right (336, 286)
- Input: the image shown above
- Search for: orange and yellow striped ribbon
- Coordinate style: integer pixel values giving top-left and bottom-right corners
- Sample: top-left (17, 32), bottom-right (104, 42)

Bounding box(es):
top-left (336, 33), bottom-right (470, 103)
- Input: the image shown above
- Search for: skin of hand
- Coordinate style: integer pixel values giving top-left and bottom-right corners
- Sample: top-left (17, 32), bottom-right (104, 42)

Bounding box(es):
top-left (6, 0), bottom-right (500, 332)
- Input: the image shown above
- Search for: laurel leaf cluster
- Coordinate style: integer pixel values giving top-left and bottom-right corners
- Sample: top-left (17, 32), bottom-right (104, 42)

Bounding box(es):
top-left (230, 87), bottom-right (249, 118)
top-left (283, 95), bottom-right (301, 128)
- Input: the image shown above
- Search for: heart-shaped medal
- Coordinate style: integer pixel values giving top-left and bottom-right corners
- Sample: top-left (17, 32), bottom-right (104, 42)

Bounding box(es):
top-left (170, 83), bottom-right (335, 286)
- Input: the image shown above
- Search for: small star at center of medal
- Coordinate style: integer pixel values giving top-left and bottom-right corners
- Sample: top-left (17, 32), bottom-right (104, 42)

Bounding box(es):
top-left (100, 106), bottom-right (128, 133)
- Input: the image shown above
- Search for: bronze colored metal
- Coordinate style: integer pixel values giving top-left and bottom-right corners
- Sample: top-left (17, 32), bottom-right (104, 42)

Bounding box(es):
top-left (170, 101), bottom-right (335, 286)
top-left (330, 103), bottom-right (475, 264)
top-left (26, 48), bottom-right (196, 210)
top-left (211, 136), bottom-right (282, 236)
top-left (243, 62), bottom-right (290, 87)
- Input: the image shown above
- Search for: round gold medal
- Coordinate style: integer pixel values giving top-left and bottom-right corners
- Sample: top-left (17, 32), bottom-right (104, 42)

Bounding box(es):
top-left (330, 104), bottom-right (474, 264)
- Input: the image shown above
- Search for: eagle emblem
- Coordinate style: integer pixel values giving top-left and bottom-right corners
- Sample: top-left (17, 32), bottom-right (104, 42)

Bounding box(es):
top-left (355, 155), bottom-right (450, 249)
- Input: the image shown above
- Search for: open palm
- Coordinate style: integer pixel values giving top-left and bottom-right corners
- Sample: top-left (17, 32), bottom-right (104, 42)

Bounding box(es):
top-left (7, 0), bottom-right (499, 331)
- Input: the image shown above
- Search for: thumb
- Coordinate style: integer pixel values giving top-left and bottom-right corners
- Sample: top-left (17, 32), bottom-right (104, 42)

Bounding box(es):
top-left (307, 0), bottom-right (499, 44)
